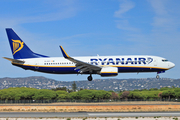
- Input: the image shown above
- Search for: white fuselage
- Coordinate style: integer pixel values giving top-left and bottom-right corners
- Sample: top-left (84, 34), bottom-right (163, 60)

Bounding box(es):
top-left (13, 55), bottom-right (175, 75)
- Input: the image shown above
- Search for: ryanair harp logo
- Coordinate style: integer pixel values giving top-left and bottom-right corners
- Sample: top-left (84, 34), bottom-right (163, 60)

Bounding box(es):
top-left (12, 39), bottom-right (24, 55)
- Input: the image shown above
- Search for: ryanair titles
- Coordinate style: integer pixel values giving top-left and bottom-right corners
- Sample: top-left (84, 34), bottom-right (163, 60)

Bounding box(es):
top-left (90, 57), bottom-right (153, 65)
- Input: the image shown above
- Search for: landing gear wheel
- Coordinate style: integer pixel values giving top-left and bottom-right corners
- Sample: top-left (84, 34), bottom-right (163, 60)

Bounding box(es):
top-left (156, 75), bottom-right (160, 79)
top-left (87, 75), bottom-right (93, 81)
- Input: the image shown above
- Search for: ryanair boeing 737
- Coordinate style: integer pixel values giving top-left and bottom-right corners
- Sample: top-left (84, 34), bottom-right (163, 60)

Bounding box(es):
top-left (3, 28), bottom-right (175, 81)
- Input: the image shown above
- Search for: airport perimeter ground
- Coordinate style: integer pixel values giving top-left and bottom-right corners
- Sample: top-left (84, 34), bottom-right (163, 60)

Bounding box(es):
top-left (0, 101), bottom-right (180, 112)
top-left (0, 101), bottom-right (180, 119)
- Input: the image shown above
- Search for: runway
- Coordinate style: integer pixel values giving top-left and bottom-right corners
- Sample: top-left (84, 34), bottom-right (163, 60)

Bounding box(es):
top-left (0, 112), bottom-right (179, 117)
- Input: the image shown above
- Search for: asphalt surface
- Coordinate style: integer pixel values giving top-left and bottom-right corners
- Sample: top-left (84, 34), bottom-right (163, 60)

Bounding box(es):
top-left (0, 112), bottom-right (179, 117)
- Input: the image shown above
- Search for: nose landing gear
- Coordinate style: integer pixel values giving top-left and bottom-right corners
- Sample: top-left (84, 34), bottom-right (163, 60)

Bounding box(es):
top-left (156, 71), bottom-right (165, 79)
top-left (156, 74), bottom-right (160, 79)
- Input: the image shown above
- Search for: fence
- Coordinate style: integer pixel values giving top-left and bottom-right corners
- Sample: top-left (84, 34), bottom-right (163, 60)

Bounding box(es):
top-left (0, 99), bottom-right (179, 104)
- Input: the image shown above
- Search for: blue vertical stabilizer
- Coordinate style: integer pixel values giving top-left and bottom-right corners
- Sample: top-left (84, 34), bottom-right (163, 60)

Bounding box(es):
top-left (6, 28), bottom-right (48, 59)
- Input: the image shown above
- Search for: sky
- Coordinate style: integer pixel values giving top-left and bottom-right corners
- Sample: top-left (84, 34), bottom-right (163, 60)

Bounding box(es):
top-left (0, 0), bottom-right (180, 81)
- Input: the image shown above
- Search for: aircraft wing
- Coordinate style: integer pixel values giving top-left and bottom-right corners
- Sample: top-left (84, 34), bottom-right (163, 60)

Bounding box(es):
top-left (60, 46), bottom-right (102, 73)
top-left (3, 57), bottom-right (25, 64)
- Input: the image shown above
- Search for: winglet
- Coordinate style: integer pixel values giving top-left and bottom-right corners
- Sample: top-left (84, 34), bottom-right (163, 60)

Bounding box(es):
top-left (59, 46), bottom-right (70, 58)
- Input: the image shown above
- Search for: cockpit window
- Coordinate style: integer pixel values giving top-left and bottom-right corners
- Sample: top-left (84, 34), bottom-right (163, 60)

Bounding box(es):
top-left (162, 59), bottom-right (168, 62)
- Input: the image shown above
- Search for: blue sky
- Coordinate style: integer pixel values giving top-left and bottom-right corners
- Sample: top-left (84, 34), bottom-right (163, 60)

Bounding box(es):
top-left (0, 0), bottom-right (180, 81)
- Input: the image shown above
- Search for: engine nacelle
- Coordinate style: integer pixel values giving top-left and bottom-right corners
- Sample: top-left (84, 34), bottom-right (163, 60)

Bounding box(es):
top-left (100, 67), bottom-right (118, 77)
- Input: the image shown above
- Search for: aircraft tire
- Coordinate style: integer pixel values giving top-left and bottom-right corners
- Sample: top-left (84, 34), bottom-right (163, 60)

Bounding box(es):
top-left (156, 75), bottom-right (160, 79)
top-left (88, 75), bottom-right (93, 81)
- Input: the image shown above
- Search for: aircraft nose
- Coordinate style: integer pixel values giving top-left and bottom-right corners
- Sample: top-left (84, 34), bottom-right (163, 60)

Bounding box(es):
top-left (169, 62), bottom-right (175, 69)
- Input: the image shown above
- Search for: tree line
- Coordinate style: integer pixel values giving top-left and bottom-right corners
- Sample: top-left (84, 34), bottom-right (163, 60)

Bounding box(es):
top-left (119, 87), bottom-right (180, 101)
top-left (0, 86), bottom-right (179, 101)
top-left (0, 87), bottom-right (115, 101)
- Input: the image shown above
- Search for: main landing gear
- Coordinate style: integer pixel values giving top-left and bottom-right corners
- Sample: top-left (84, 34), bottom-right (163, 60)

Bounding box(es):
top-left (87, 75), bottom-right (93, 81)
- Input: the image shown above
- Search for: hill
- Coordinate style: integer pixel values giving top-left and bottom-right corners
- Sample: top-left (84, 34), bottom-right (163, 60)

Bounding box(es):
top-left (0, 76), bottom-right (179, 91)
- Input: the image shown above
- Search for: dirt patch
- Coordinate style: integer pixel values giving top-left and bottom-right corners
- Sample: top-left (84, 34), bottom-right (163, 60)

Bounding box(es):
top-left (0, 104), bottom-right (180, 112)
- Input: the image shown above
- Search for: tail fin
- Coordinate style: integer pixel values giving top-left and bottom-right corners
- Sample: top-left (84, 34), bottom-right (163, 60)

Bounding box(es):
top-left (6, 28), bottom-right (48, 59)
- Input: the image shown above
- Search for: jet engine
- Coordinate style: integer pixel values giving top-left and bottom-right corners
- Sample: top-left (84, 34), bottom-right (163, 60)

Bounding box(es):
top-left (100, 67), bottom-right (118, 77)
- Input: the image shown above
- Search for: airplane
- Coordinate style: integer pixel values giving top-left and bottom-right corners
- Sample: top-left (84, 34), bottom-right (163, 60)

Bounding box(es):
top-left (3, 28), bottom-right (175, 81)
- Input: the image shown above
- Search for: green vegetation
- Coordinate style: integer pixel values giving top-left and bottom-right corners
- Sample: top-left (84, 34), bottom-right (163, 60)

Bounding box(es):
top-left (173, 117), bottom-right (178, 120)
top-left (72, 81), bottom-right (77, 92)
top-left (0, 87), bottom-right (111, 101)
top-left (119, 87), bottom-right (180, 101)
top-left (0, 87), bottom-right (179, 101)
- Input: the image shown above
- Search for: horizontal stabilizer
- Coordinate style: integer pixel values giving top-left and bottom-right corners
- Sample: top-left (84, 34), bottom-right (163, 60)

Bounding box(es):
top-left (3, 57), bottom-right (25, 64)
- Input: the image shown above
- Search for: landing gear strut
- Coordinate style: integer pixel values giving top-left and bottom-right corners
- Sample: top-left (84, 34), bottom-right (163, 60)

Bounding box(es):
top-left (156, 74), bottom-right (160, 79)
top-left (87, 75), bottom-right (93, 81)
